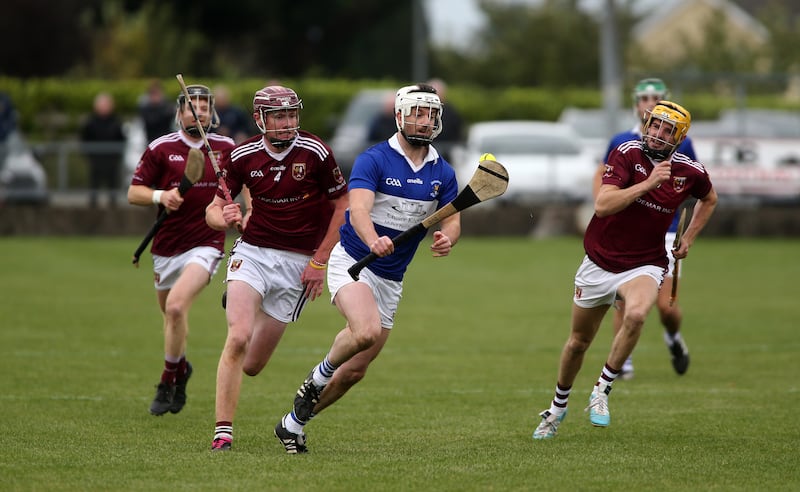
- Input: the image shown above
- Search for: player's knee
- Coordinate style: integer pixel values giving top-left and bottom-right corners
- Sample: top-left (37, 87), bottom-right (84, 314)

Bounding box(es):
top-left (224, 331), bottom-right (249, 357)
top-left (350, 324), bottom-right (381, 351)
top-left (164, 301), bottom-right (188, 324)
top-left (622, 309), bottom-right (647, 329)
top-left (566, 335), bottom-right (592, 355)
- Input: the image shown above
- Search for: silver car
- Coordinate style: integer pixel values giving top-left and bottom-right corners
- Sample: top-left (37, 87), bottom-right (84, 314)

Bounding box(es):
top-left (451, 120), bottom-right (597, 204)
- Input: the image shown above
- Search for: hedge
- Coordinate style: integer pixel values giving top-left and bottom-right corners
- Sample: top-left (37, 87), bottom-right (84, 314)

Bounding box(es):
top-left (1, 77), bottom-right (798, 142)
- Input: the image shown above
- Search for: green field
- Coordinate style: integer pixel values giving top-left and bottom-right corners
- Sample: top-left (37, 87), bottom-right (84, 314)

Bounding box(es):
top-left (1, 236), bottom-right (798, 491)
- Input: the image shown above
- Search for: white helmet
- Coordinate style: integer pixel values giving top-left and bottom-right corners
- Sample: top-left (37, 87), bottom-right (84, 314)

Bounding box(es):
top-left (394, 83), bottom-right (443, 146)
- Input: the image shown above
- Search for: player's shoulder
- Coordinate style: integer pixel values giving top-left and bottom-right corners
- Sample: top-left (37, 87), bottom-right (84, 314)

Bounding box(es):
top-left (230, 135), bottom-right (264, 162)
top-left (295, 130), bottom-right (332, 161)
top-left (148, 132), bottom-right (182, 151)
top-left (207, 132), bottom-right (236, 148)
top-left (672, 151), bottom-right (706, 174)
top-left (614, 139), bottom-right (642, 155)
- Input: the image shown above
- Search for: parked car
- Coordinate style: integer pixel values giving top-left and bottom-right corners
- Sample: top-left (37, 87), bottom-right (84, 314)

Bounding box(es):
top-left (557, 106), bottom-right (638, 164)
top-left (451, 120), bottom-right (597, 204)
top-left (329, 88), bottom-right (394, 177)
top-left (0, 131), bottom-right (48, 205)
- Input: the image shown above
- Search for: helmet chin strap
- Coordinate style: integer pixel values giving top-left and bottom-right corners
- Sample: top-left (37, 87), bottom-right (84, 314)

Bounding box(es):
top-left (263, 129), bottom-right (297, 149)
top-left (183, 122), bottom-right (210, 137)
top-left (401, 130), bottom-right (431, 147)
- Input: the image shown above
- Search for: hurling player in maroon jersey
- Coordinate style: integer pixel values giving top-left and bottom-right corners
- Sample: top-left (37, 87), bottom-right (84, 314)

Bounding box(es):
top-left (532, 101), bottom-right (718, 440)
top-left (205, 85), bottom-right (348, 452)
top-left (128, 85), bottom-right (235, 416)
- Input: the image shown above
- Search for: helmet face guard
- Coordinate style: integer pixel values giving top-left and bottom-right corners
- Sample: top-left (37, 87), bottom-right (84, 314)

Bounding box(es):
top-left (253, 86), bottom-right (302, 149)
top-left (176, 84), bottom-right (219, 137)
top-left (394, 83), bottom-right (443, 146)
top-left (641, 100), bottom-right (691, 161)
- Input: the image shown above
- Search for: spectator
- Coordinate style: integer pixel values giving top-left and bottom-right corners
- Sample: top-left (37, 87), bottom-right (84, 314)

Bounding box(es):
top-left (0, 92), bottom-right (18, 165)
top-left (81, 92), bottom-right (126, 208)
top-left (0, 92), bottom-right (17, 142)
top-left (366, 92), bottom-right (397, 143)
top-left (213, 85), bottom-right (253, 143)
top-left (139, 80), bottom-right (175, 143)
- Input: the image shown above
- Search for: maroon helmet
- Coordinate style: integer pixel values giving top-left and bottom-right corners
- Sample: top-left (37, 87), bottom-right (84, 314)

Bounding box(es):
top-left (253, 86), bottom-right (303, 148)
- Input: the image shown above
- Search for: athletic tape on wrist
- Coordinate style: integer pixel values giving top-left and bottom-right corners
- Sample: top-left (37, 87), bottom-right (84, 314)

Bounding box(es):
top-left (152, 190), bottom-right (163, 205)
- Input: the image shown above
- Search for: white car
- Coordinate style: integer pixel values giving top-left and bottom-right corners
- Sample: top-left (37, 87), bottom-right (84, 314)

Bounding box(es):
top-left (451, 120), bottom-right (597, 204)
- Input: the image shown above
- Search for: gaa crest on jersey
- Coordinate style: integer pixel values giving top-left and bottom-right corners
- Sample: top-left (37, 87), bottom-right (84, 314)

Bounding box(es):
top-left (292, 163), bottom-right (306, 180)
top-left (229, 259), bottom-right (243, 272)
top-left (673, 176), bottom-right (686, 192)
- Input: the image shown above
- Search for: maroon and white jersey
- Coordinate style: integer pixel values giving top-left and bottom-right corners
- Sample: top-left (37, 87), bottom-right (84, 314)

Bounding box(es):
top-left (221, 131), bottom-right (348, 255)
top-left (584, 140), bottom-right (713, 273)
top-left (131, 131), bottom-right (235, 257)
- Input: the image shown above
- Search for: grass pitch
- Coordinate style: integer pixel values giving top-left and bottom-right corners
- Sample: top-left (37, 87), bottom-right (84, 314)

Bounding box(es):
top-left (0, 236), bottom-right (798, 491)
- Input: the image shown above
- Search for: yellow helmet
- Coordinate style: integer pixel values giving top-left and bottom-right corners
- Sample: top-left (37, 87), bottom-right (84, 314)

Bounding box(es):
top-left (642, 100), bottom-right (691, 161)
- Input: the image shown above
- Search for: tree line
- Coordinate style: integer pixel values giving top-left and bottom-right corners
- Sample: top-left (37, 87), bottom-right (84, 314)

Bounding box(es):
top-left (2, 0), bottom-right (798, 91)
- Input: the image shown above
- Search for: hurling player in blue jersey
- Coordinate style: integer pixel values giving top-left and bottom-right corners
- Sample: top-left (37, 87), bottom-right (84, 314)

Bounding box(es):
top-left (593, 78), bottom-right (695, 379)
top-left (274, 83), bottom-right (461, 453)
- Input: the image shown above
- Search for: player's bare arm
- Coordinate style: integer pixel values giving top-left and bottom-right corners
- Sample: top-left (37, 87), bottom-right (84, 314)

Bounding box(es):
top-left (595, 162), bottom-right (671, 217)
top-left (349, 188), bottom-right (393, 257)
top-left (205, 195), bottom-right (241, 231)
top-left (128, 184), bottom-right (184, 212)
top-left (430, 214), bottom-right (461, 257)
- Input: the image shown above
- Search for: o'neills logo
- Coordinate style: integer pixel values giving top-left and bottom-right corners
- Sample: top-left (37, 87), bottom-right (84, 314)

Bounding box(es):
top-left (154, 273), bottom-right (161, 284)
top-left (229, 259), bottom-right (243, 272)
top-left (574, 286), bottom-right (582, 299)
top-left (292, 163), bottom-right (306, 180)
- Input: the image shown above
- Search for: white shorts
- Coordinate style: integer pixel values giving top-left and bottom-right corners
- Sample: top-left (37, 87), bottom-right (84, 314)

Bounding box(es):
top-left (153, 246), bottom-right (224, 290)
top-left (225, 239), bottom-right (310, 323)
top-left (665, 232), bottom-right (679, 278)
top-left (573, 255), bottom-right (664, 308)
top-left (327, 242), bottom-right (402, 329)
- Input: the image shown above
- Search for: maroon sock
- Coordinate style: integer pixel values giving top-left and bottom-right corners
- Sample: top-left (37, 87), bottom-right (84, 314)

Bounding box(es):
top-left (160, 360), bottom-right (179, 385)
top-left (177, 357), bottom-right (188, 381)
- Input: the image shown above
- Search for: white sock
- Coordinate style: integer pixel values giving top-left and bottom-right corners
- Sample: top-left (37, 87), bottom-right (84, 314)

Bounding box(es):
top-left (284, 414), bottom-right (304, 434)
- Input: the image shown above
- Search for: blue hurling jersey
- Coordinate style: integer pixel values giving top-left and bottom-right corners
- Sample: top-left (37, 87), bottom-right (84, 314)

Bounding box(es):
top-left (340, 136), bottom-right (459, 281)
top-left (604, 127), bottom-right (697, 233)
